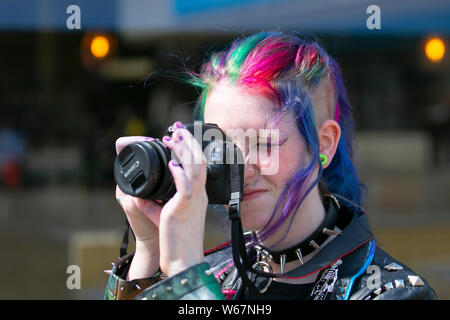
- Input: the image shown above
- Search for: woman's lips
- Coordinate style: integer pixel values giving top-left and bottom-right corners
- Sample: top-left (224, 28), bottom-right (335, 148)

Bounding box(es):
top-left (243, 190), bottom-right (267, 201)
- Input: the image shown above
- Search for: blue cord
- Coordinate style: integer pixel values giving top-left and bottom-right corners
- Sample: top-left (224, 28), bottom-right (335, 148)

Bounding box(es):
top-left (343, 239), bottom-right (376, 300)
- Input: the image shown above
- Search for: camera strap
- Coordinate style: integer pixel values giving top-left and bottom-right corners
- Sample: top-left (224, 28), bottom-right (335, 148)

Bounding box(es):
top-left (120, 219), bottom-right (135, 258)
top-left (228, 160), bottom-right (263, 298)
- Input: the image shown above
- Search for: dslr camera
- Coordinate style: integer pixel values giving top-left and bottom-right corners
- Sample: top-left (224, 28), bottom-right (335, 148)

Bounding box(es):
top-left (114, 123), bottom-right (244, 204)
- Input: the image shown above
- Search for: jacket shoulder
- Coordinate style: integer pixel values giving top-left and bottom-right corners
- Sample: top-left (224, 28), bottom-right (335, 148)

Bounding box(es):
top-left (349, 246), bottom-right (437, 300)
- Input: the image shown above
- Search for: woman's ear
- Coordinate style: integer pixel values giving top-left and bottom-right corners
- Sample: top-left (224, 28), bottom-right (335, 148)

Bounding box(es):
top-left (318, 120), bottom-right (341, 169)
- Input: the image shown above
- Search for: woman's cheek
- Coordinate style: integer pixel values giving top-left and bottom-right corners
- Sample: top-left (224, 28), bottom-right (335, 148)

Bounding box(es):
top-left (258, 146), bottom-right (279, 176)
top-left (273, 150), bottom-right (301, 185)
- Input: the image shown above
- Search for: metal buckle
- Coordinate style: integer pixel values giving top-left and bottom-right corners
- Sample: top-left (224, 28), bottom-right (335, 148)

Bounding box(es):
top-left (250, 245), bottom-right (274, 294)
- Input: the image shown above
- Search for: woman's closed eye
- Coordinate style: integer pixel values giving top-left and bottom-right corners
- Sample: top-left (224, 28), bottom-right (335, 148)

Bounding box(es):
top-left (251, 137), bottom-right (287, 156)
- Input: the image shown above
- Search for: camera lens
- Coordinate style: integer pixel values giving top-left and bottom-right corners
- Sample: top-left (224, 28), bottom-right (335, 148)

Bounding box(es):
top-left (114, 139), bottom-right (175, 201)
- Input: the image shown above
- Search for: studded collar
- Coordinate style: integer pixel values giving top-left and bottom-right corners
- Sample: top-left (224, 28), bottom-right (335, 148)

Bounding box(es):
top-left (260, 204), bottom-right (374, 280)
top-left (205, 201), bottom-right (374, 281)
top-left (253, 194), bottom-right (341, 270)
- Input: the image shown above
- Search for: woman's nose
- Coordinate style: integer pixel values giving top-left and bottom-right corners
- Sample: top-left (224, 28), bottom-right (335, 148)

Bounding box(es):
top-left (243, 154), bottom-right (258, 182)
top-left (234, 140), bottom-right (258, 181)
top-left (244, 164), bottom-right (257, 180)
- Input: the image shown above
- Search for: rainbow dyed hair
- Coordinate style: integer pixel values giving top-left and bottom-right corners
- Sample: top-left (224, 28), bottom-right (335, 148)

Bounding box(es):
top-left (185, 32), bottom-right (364, 245)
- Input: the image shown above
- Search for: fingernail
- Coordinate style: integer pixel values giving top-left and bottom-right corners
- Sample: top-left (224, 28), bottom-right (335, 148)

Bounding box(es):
top-left (145, 137), bottom-right (155, 141)
top-left (163, 136), bottom-right (171, 142)
top-left (174, 121), bottom-right (184, 129)
top-left (170, 160), bottom-right (180, 167)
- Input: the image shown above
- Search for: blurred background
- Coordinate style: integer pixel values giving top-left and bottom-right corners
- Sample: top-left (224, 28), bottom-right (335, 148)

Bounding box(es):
top-left (0, 0), bottom-right (449, 299)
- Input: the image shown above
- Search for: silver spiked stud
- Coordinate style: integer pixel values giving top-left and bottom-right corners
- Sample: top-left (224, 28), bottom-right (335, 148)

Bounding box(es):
top-left (329, 194), bottom-right (341, 209)
top-left (309, 240), bottom-right (321, 250)
top-left (394, 279), bottom-right (405, 288)
top-left (408, 275), bottom-right (424, 287)
top-left (165, 286), bottom-right (173, 292)
top-left (152, 293), bottom-right (158, 299)
top-left (135, 284), bottom-right (141, 290)
top-left (104, 269), bottom-right (112, 275)
top-left (295, 248), bottom-right (304, 265)
top-left (384, 262), bottom-right (403, 271)
top-left (180, 278), bottom-right (188, 286)
top-left (373, 287), bottom-right (382, 295)
top-left (280, 254), bottom-right (286, 274)
top-left (322, 228), bottom-right (342, 236)
top-left (384, 282), bottom-right (394, 291)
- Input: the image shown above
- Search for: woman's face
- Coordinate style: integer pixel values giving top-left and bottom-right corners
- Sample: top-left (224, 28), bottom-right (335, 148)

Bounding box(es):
top-left (204, 82), bottom-right (309, 231)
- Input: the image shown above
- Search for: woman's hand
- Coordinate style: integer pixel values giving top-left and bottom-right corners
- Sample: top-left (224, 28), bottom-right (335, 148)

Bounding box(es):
top-left (114, 122), bottom-right (209, 279)
top-left (115, 136), bottom-right (163, 280)
top-left (159, 121), bottom-right (209, 277)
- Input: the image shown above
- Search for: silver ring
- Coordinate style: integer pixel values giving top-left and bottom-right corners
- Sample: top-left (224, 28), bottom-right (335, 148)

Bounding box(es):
top-left (251, 261), bottom-right (273, 294)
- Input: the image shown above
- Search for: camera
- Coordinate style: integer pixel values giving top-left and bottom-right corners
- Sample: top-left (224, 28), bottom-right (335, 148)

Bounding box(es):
top-left (114, 123), bottom-right (244, 204)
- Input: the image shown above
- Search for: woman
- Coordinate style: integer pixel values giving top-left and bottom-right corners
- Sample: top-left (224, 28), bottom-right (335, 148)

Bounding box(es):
top-left (105, 32), bottom-right (437, 300)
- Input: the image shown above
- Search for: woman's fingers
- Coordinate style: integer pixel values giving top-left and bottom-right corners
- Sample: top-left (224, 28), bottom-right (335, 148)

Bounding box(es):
top-left (167, 160), bottom-right (194, 212)
top-left (162, 122), bottom-right (207, 190)
top-left (115, 136), bottom-right (154, 155)
top-left (116, 185), bottom-right (161, 221)
top-left (115, 136), bottom-right (163, 226)
top-left (156, 122), bottom-right (210, 276)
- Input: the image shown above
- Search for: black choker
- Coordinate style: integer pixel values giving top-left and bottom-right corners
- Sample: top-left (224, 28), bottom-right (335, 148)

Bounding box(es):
top-left (253, 194), bottom-right (341, 273)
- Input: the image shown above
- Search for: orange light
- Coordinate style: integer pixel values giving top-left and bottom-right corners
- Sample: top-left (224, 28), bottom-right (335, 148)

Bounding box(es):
top-left (90, 35), bottom-right (110, 59)
top-left (425, 37), bottom-right (446, 62)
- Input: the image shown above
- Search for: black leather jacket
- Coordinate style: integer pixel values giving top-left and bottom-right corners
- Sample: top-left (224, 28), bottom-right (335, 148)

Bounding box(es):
top-left (202, 204), bottom-right (437, 300)
top-left (105, 201), bottom-right (437, 300)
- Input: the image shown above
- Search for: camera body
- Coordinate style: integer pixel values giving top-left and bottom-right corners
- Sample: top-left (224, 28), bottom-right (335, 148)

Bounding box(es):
top-left (114, 123), bottom-right (244, 204)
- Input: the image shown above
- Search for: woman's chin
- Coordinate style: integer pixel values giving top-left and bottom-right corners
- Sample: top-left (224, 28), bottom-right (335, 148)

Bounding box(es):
top-left (240, 207), bottom-right (270, 232)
